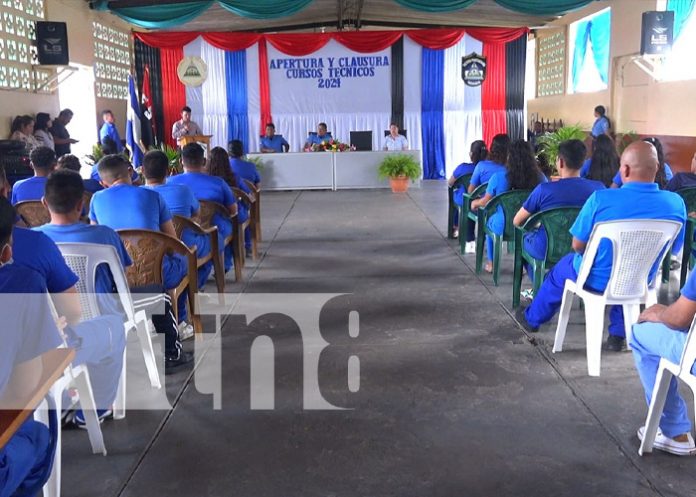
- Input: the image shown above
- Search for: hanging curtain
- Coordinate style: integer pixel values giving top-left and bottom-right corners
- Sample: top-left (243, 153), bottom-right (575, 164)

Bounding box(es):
top-left (668, 0), bottom-right (696, 40)
top-left (335, 32), bottom-right (404, 52)
top-left (505, 34), bottom-right (526, 141)
top-left (134, 32), bottom-right (200, 49)
top-left (403, 36), bottom-right (423, 158)
top-left (493, 0), bottom-right (593, 15)
top-left (160, 47), bottom-right (187, 148)
top-left (201, 41), bottom-right (230, 150)
top-left (481, 41), bottom-right (507, 147)
top-left (391, 37), bottom-right (405, 129)
top-left (466, 27), bottom-right (528, 44)
top-left (258, 39), bottom-right (273, 135)
top-left (134, 38), bottom-right (165, 146)
top-left (588, 9), bottom-right (610, 85)
top-left (394, 0), bottom-right (477, 12)
top-left (407, 29), bottom-right (465, 49)
top-left (183, 37), bottom-right (204, 133)
top-left (245, 43), bottom-right (261, 153)
top-left (203, 32), bottom-right (262, 51)
top-left (570, 21), bottom-right (590, 93)
top-left (225, 50), bottom-right (250, 154)
top-left (267, 34), bottom-right (332, 56)
top-left (218, 0), bottom-right (313, 19)
top-left (97, 1), bottom-right (212, 30)
top-left (421, 47), bottom-right (446, 180)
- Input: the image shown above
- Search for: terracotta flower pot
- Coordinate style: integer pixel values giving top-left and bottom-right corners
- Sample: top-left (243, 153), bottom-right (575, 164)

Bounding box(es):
top-left (389, 175), bottom-right (410, 193)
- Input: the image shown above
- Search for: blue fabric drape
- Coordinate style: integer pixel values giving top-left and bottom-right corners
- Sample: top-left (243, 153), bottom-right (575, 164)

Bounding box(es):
top-left (571, 21), bottom-right (590, 93)
top-left (589, 9), bottom-right (610, 85)
top-left (93, 1), bottom-right (213, 29)
top-left (668, 0), bottom-right (696, 40)
top-left (421, 48), bottom-right (445, 180)
top-left (218, 0), bottom-right (313, 19)
top-left (225, 50), bottom-right (250, 155)
top-left (395, 0), bottom-right (593, 15)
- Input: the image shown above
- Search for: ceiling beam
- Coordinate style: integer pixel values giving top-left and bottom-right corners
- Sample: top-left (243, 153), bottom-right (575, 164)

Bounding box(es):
top-left (337, 0), bottom-right (344, 30)
top-left (355, 0), bottom-right (364, 29)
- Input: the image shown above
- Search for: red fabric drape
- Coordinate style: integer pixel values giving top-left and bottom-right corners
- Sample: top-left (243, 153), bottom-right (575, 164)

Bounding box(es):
top-left (134, 31), bottom-right (199, 49)
top-left (160, 47), bottom-right (187, 148)
top-left (334, 31), bottom-right (403, 53)
top-left (266, 33), bottom-right (331, 56)
top-left (406, 29), bottom-right (464, 49)
top-left (203, 32), bottom-right (262, 51)
top-left (258, 38), bottom-right (272, 134)
top-left (466, 27), bottom-right (528, 44)
top-left (481, 41), bottom-right (507, 147)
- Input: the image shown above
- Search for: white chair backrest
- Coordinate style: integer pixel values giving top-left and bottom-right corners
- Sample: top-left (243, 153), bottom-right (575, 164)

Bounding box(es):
top-left (576, 219), bottom-right (682, 301)
top-left (56, 242), bottom-right (136, 324)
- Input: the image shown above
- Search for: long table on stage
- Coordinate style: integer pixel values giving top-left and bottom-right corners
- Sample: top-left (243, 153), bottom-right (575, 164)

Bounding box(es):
top-left (247, 150), bottom-right (422, 191)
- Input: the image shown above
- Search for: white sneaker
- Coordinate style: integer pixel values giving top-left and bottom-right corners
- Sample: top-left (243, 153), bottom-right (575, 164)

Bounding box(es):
top-left (637, 425), bottom-right (696, 456)
top-left (465, 241), bottom-right (476, 254)
top-left (178, 321), bottom-right (195, 340)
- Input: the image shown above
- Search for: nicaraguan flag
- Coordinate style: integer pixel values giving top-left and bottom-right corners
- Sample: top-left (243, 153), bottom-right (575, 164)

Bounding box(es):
top-left (126, 74), bottom-right (144, 168)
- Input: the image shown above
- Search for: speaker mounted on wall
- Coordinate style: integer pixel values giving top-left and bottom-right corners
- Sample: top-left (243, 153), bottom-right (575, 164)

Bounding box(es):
top-left (36, 21), bottom-right (69, 65)
top-left (641, 11), bottom-right (674, 56)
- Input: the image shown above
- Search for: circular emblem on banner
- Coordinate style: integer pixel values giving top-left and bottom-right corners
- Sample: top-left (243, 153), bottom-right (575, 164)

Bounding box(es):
top-left (461, 52), bottom-right (487, 87)
top-left (177, 56), bottom-right (208, 87)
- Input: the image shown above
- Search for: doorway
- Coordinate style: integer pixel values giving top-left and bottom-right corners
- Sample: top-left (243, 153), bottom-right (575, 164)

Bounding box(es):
top-left (58, 63), bottom-right (97, 173)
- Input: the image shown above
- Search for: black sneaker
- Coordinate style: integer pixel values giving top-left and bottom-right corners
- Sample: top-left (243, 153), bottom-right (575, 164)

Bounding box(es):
top-left (245, 247), bottom-right (253, 258)
top-left (514, 306), bottom-right (539, 333)
top-left (165, 350), bottom-right (194, 375)
top-left (602, 334), bottom-right (627, 352)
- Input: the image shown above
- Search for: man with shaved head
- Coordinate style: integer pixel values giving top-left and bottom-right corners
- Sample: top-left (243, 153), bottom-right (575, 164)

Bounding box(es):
top-left (516, 141), bottom-right (686, 352)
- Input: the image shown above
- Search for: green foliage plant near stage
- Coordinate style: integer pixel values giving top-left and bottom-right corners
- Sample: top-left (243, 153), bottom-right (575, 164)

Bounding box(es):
top-left (535, 125), bottom-right (586, 175)
top-left (378, 154), bottom-right (422, 180)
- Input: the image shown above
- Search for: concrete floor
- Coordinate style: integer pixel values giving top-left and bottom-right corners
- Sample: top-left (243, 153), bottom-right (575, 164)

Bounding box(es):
top-left (62, 181), bottom-right (696, 497)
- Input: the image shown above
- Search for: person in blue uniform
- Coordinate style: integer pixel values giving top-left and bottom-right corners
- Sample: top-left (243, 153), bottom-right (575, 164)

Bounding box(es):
top-left (98, 110), bottom-right (123, 153)
top-left (516, 141), bottom-right (687, 353)
top-left (168, 143), bottom-right (238, 273)
top-left (631, 268), bottom-right (696, 456)
top-left (611, 137), bottom-right (672, 189)
top-left (36, 170), bottom-right (192, 373)
top-left (142, 150), bottom-right (213, 289)
top-left (471, 139), bottom-right (545, 272)
top-left (467, 134), bottom-right (510, 193)
top-left (0, 195), bottom-right (63, 497)
top-left (666, 151), bottom-right (696, 191)
top-left (304, 122), bottom-right (332, 149)
top-left (56, 154), bottom-right (103, 194)
top-left (513, 139), bottom-right (605, 286)
top-left (229, 140), bottom-right (261, 186)
top-left (11, 146), bottom-right (56, 204)
top-left (579, 134), bottom-right (619, 187)
top-left (448, 140), bottom-right (487, 241)
top-left (259, 123), bottom-right (289, 153)
top-left (591, 105), bottom-right (611, 139)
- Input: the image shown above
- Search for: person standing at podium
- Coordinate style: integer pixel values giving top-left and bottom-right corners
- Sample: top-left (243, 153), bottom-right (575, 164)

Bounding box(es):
top-left (172, 106), bottom-right (202, 146)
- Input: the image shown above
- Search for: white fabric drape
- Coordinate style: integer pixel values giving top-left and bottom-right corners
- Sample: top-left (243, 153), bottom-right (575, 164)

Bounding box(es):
top-left (443, 35), bottom-right (483, 178)
top-left (246, 42), bottom-right (261, 153)
top-left (183, 37), bottom-right (204, 127)
top-left (200, 40), bottom-right (229, 150)
top-left (403, 36), bottom-right (423, 162)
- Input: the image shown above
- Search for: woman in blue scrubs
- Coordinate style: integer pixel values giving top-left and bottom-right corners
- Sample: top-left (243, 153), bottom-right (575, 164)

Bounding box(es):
top-left (448, 140), bottom-right (487, 239)
top-left (580, 134), bottom-right (619, 187)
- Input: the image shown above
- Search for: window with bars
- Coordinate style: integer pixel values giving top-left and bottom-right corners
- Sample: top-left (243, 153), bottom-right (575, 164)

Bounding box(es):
top-left (536, 30), bottom-right (566, 97)
top-left (93, 21), bottom-right (130, 100)
top-left (0, 0), bottom-right (52, 92)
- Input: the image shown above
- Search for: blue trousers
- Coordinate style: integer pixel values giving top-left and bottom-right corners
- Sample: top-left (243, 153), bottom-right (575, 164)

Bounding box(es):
top-left (239, 205), bottom-right (251, 250)
top-left (452, 192), bottom-right (475, 240)
top-left (181, 227), bottom-right (214, 289)
top-left (67, 314), bottom-right (126, 410)
top-left (163, 253), bottom-right (188, 323)
top-left (213, 215), bottom-right (234, 273)
top-left (0, 420), bottom-right (52, 497)
top-left (525, 253), bottom-right (625, 336)
top-left (631, 322), bottom-right (694, 437)
top-left (522, 228), bottom-right (548, 285)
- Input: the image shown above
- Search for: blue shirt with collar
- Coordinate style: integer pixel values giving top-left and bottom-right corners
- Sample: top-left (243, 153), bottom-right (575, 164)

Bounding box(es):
top-left (144, 183), bottom-right (199, 218)
top-left (522, 177), bottom-right (605, 259)
top-left (484, 171), bottom-right (547, 234)
top-left (570, 181), bottom-right (686, 291)
top-left (89, 184), bottom-right (172, 231)
top-left (260, 135), bottom-right (289, 153)
top-left (11, 176), bottom-right (47, 205)
top-left (167, 172), bottom-right (236, 207)
top-left (666, 172), bottom-right (696, 192)
top-left (230, 158), bottom-right (261, 185)
top-left (452, 162), bottom-right (476, 207)
top-left (99, 122), bottom-right (123, 152)
top-left (591, 117), bottom-right (609, 138)
top-left (306, 133), bottom-right (332, 146)
top-left (469, 160), bottom-right (506, 188)
top-left (612, 163), bottom-right (673, 187)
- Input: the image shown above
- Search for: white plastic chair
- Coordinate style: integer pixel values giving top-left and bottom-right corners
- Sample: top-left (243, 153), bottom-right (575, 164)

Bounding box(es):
top-left (553, 219), bottom-right (682, 377)
top-left (56, 243), bottom-right (162, 422)
top-left (638, 316), bottom-right (696, 455)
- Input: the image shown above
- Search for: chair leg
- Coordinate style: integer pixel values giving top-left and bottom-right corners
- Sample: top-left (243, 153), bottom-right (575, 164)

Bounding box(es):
top-left (639, 365), bottom-right (673, 455)
top-left (532, 263), bottom-right (545, 297)
top-left (168, 290), bottom-right (179, 326)
top-left (553, 286), bottom-right (575, 353)
top-left (72, 368), bottom-right (107, 455)
top-left (459, 205), bottom-right (467, 254)
top-left (584, 301), bottom-right (606, 377)
top-left (622, 303), bottom-right (640, 351)
top-left (512, 247), bottom-right (523, 309)
top-left (113, 347), bottom-right (127, 420)
top-left (37, 394), bottom-right (60, 497)
top-left (213, 252), bottom-right (225, 294)
top-left (475, 216), bottom-right (485, 274)
top-left (231, 240), bottom-right (243, 282)
top-left (134, 312), bottom-right (161, 389)
top-left (661, 253), bottom-right (670, 284)
top-left (255, 194), bottom-right (262, 242)
top-left (492, 236), bottom-right (502, 287)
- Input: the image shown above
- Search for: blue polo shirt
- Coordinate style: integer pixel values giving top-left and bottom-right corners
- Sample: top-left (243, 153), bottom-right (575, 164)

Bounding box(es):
top-left (99, 122), bottom-right (123, 152)
top-left (570, 182), bottom-right (686, 291)
top-left (89, 184), bottom-right (172, 231)
top-left (485, 171), bottom-right (546, 234)
top-left (144, 183), bottom-right (199, 217)
top-left (612, 163), bottom-right (673, 187)
top-left (12, 227), bottom-right (79, 293)
top-left (11, 176), bottom-right (47, 204)
top-left (306, 133), bottom-right (332, 146)
top-left (522, 177), bottom-right (605, 259)
top-left (591, 117), bottom-right (609, 137)
top-left (666, 172), bottom-right (696, 192)
top-left (230, 158), bottom-right (261, 185)
top-left (260, 135), bottom-right (289, 153)
top-left (167, 172), bottom-right (235, 207)
top-left (469, 160), bottom-right (506, 188)
top-left (452, 162), bottom-right (476, 207)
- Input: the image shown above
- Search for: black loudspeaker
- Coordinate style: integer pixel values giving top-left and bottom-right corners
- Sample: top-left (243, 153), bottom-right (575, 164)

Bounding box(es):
top-left (36, 21), bottom-right (69, 65)
top-left (641, 11), bottom-right (674, 55)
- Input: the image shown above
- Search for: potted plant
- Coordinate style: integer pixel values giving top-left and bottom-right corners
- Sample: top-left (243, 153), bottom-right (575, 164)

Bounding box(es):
top-left (151, 143), bottom-right (182, 175)
top-left (378, 153), bottom-right (422, 193)
top-left (536, 125), bottom-right (587, 176)
top-left (245, 155), bottom-right (265, 173)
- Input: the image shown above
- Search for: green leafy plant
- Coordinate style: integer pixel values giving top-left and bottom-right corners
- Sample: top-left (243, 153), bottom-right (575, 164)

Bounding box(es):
top-left (245, 155), bottom-right (265, 173)
top-left (377, 154), bottom-right (422, 180)
top-left (150, 143), bottom-right (182, 174)
top-left (536, 125), bottom-right (587, 175)
top-left (84, 142), bottom-right (105, 167)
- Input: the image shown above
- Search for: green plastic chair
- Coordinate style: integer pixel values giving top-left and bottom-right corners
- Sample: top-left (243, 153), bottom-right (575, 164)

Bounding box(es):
top-left (680, 217), bottom-right (696, 288)
top-left (447, 173), bottom-right (472, 239)
top-left (512, 207), bottom-right (582, 308)
top-left (459, 182), bottom-right (488, 254)
top-left (660, 188), bottom-right (696, 284)
top-left (474, 189), bottom-right (532, 286)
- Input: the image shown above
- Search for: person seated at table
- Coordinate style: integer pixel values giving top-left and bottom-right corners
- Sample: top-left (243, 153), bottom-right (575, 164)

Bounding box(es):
top-left (56, 154), bottom-right (103, 194)
top-left (142, 150), bottom-right (213, 289)
top-left (260, 123), bottom-right (289, 153)
top-left (467, 134), bottom-right (510, 194)
top-left (304, 122), bottom-right (332, 149)
top-left (513, 139), bottom-right (605, 291)
top-left (169, 143), bottom-right (238, 273)
top-left (611, 137), bottom-right (672, 189)
top-left (666, 151), bottom-right (696, 191)
top-left (630, 268), bottom-right (696, 456)
top-left (11, 146), bottom-right (56, 205)
top-left (383, 123), bottom-right (409, 151)
top-left (471, 139), bottom-right (546, 273)
top-left (448, 139), bottom-right (487, 241)
top-left (516, 141), bottom-right (687, 353)
top-left (229, 139), bottom-right (261, 187)
top-left (0, 196), bottom-right (63, 496)
top-left (89, 154), bottom-right (192, 334)
top-left (209, 146), bottom-right (253, 257)
top-left (580, 134), bottom-right (619, 187)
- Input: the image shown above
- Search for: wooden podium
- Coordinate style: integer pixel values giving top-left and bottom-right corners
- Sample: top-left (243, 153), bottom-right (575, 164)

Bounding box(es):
top-left (179, 135), bottom-right (213, 156)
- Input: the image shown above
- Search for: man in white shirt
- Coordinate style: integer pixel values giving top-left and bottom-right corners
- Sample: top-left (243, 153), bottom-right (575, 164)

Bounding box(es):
top-left (383, 123), bottom-right (408, 151)
top-left (171, 106), bottom-right (203, 146)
